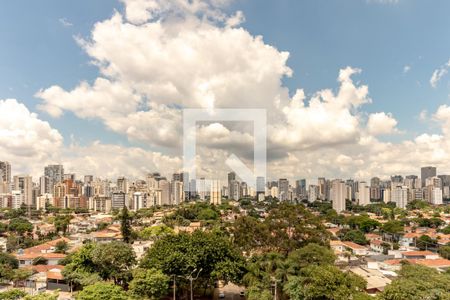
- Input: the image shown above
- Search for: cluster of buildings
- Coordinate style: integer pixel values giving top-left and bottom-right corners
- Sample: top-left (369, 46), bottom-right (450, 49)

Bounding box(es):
top-left (0, 161), bottom-right (447, 214)
top-left (0, 163), bottom-right (188, 213)
top-left (326, 211), bottom-right (450, 294)
top-left (306, 167), bottom-right (446, 213)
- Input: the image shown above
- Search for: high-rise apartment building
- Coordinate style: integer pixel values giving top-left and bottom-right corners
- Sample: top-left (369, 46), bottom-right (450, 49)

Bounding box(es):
top-left (171, 180), bottom-right (183, 205)
top-left (278, 178), bottom-right (289, 201)
top-left (11, 190), bottom-right (23, 209)
top-left (425, 176), bottom-right (442, 189)
top-left (431, 188), bottom-right (443, 205)
top-left (44, 165), bottom-right (64, 194)
top-left (117, 177), bottom-right (128, 193)
top-left (391, 186), bottom-right (408, 209)
top-left (357, 181), bottom-right (370, 206)
top-left (295, 179), bottom-right (307, 199)
top-left (210, 180), bottom-right (221, 205)
top-left (0, 161), bottom-right (11, 183)
top-left (228, 172), bottom-right (236, 198)
top-left (331, 180), bottom-right (346, 214)
top-left (421, 166), bottom-right (437, 187)
top-left (13, 175), bottom-right (32, 206)
top-left (308, 185), bottom-right (318, 203)
top-left (318, 177), bottom-right (326, 200)
top-left (112, 191), bottom-right (126, 209)
top-left (230, 180), bottom-right (241, 200)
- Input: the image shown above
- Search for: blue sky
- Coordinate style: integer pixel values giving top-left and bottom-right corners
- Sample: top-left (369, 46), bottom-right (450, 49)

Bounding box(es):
top-left (1, 0), bottom-right (450, 180)
top-left (1, 0), bottom-right (450, 145)
top-left (228, 0), bottom-right (450, 138)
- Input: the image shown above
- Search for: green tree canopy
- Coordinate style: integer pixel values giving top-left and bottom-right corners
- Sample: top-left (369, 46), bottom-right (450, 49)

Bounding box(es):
top-left (139, 224), bottom-right (174, 241)
top-left (284, 265), bottom-right (368, 300)
top-left (416, 235), bottom-right (436, 251)
top-left (8, 218), bottom-right (33, 235)
top-left (91, 241), bottom-right (136, 286)
top-left (339, 229), bottom-right (368, 245)
top-left (53, 214), bottom-right (72, 235)
top-left (379, 264), bottom-right (450, 300)
top-left (129, 268), bottom-right (170, 299)
top-left (119, 206), bottom-right (133, 244)
top-left (140, 230), bottom-right (245, 289)
top-left (0, 289), bottom-right (26, 300)
top-left (76, 282), bottom-right (128, 300)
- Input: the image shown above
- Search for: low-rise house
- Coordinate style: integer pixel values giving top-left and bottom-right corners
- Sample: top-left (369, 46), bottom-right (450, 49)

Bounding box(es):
top-left (349, 266), bottom-right (392, 294)
top-left (132, 241), bottom-right (153, 259)
top-left (343, 241), bottom-right (368, 256)
top-left (14, 237), bottom-right (70, 267)
top-left (370, 240), bottom-right (384, 253)
top-left (401, 251), bottom-right (440, 260)
top-left (174, 221), bottom-right (203, 234)
top-left (330, 240), bottom-right (368, 257)
top-left (365, 233), bottom-right (382, 242)
top-left (382, 258), bottom-right (450, 272)
top-left (91, 230), bottom-right (122, 243)
top-left (330, 240), bottom-right (346, 254)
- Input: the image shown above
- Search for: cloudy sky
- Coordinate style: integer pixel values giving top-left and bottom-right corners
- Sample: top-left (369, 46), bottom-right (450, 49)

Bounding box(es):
top-left (1, 0), bottom-right (450, 183)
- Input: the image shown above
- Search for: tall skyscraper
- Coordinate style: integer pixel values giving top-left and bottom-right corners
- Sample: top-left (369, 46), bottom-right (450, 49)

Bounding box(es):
top-left (228, 172), bottom-right (236, 198)
top-left (11, 190), bottom-right (23, 209)
top-left (256, 176), bottom-right (265, 193)
top-left (0, 161), bottom-right (11, 183)
top-left (318, 177), bottom-right (326, 200)
top-left (44, 165), bottom-right (64, 194)
top-left (308, 185), bottom-right (319, 203)
top-left (210, 180), bottom-right (221, 205)
top-left (331, 180), bottom-right (346, 213)
top-left (230, 180), bottom-right (241, 200)
top-left (391, 186), bottom-right (408, 209)
top-left (39, 176), bottom-right (50, 195)
top-left (117, 177), bottom-right (128, 193)
top-left (431, 188), bottom-right (443, 205)
top-left (13, 175), bottom-right (32, 206)
top-left (278, 178), bottom-right (289, 201)
top-left (170, 180), bottom-right (183, 205)
top-left (112, 191), bottom-right (126, 209)
top-left (421, 166), bottom-right (437, 187)
top-left (357, 181), bottom-right (370, 206)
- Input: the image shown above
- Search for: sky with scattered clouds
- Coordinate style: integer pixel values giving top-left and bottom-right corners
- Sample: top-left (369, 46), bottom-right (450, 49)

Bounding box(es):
top-left (1, 0), bottom-right (450, 184)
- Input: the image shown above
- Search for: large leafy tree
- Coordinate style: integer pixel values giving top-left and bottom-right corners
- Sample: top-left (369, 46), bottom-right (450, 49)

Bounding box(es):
top-left (234, 203), bottom-right (329, 254)
top-left (139, 224), bottom-right (174, 241)
top-left (76, 282), bottom-right (128, 300)
top-left (0, 252), bottom-right (18, 282)
top-left (0, 288), bottom-right (26, 300)
top-left (338, 229), bottom-right (368, 245)
top-left (416, 235), bottom-right (437, 251)
top-left (232, 216), bottom-right (270, 253)
top-left (54, 240), bottom-right (69, 254)
top-left (53, 214), bottom-right (72, 235)
top-left (243, 244), bottom-right (337, 300)
top-left (438, 245), bottom-right (450, 259)
top-left (61, 246), bottom-right (100, 292)
top-left (129, 268), bottom-right (170, 299)
top-left (91, 241), bottom-right (136, 286)
top-left (379, 264), bottom-right (450, 300)
top-left (8, 218), bottom-right (33, 235)
top-left (119, 206), bottom-right (133, 243)
top-left (265, 203), bottom-right (330, 253)
top-left (284, 265), bottom-right (368, 300)
top-left (140, 230), bottom-right (245, 291)
top-left (286, 243), bottom-right (336, 270)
